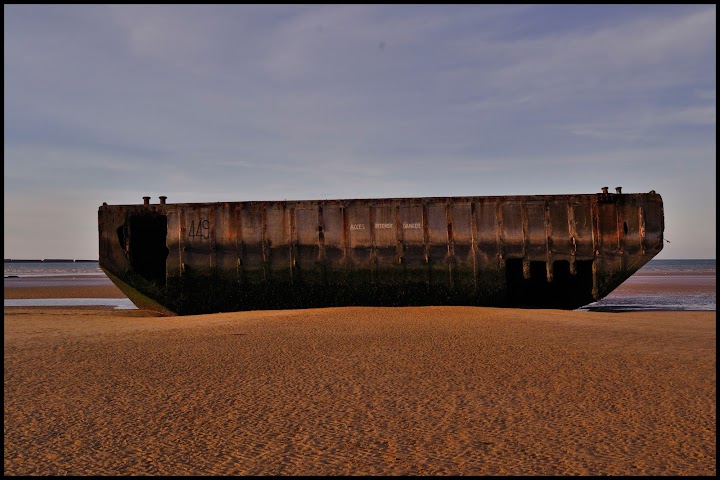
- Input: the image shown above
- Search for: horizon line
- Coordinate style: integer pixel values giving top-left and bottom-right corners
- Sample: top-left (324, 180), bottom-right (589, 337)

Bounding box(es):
top-left (4, 259), bottom-right (100, 263)
top-left (4, 258), bottom-right (716, 262)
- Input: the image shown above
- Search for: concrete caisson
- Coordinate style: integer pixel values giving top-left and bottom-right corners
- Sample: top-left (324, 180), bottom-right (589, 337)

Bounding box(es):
top-left (98, 190), bottom-right (664, 315)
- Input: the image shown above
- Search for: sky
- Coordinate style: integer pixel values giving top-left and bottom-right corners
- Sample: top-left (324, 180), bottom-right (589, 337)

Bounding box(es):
top-left (4, 4), bottom-right (716, 260)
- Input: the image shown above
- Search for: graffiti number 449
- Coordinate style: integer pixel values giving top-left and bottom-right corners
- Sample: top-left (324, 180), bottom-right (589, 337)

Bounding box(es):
top-left (189, 219), bottom-right (210, 239)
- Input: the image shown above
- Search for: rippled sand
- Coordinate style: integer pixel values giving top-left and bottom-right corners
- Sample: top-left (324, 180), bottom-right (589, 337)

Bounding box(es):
top-left (3, 290), bottom-right (716, 475)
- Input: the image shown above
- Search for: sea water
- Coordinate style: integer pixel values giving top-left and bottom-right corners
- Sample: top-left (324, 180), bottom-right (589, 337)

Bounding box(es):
top-left (4, 260), bottom-right (105, 277)
top-left (4, 260), bottom-right (134, 310)
top-left (4, 259), bottom-right (716, 312)
top-left (578, 259), bottom-right (715, 312)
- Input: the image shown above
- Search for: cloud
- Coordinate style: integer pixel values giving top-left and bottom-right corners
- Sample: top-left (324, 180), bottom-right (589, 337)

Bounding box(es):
top-left (563, 104), bottom-right (716, 141)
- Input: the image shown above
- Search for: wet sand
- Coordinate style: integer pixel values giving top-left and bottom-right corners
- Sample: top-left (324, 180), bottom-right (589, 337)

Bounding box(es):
top-left (4, 283), bottom-right (716, 476)
top-left (4, 276), bottom-right (125, 299)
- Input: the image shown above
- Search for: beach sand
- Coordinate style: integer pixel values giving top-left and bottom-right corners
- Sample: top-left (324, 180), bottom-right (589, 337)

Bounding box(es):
top-left (4, 283), bottom-right (716, 476)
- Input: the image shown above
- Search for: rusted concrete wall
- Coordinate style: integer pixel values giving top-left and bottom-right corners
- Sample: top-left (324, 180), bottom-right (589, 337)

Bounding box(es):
top-left (98, 191), bottom-right (664, 315)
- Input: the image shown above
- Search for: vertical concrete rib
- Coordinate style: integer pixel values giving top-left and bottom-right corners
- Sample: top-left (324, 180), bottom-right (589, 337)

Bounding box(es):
top-left (470, 202), bottom-right (478, 291)
top-left (341, 204), bottom-right (348, 263)
top-left (369, 205), bottom-right (376, 282)
top-left (446, 201), bottom-right (454, 257)
top-left (521, 200), bottom-right (530, 279)
top-left (317, 204), bottom-right (325, 261)
top-left (496, 201), bottom-right (505, 265)
top-left (210, 206), bottom-right (217, 274)
top-left (591, 196), bottom-right (600, 256)
top-left (591, 197), bottom-right (600, 298)
top-left (395, 203), bottom-right (403, 264)
top-left (446, 200), bottom-right (454, 289)
top-left (289, 205), bottom-right (296, 283)
top-left (235, 205), bottom-right (243, 282)
top-left (545, 200), bottom-right (553, 282)
top-left (616, 199), bottom-right (625, 253)
top-left (639, 206), bottom-right (646, 255)
top-left (261, 206), bottom-right (268, 282)
top-left (422, 203), bottom-right (430, 286)
top-left (179, 208), bottom-right (186, 277)
top-left (616, 197), bottom-right (626, 273)
top-left (567, 198), bottom-right (577, 275)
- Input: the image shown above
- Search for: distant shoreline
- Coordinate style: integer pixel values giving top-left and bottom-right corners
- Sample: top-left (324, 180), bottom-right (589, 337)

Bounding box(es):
top-left (4, 258), bottom-right (715, 263)
top-left (4, 259), bottom-right (99, 263)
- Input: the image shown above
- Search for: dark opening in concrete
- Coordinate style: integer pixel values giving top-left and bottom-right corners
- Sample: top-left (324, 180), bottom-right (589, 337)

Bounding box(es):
top-left (129, 214), bottom-right (169, 285)
top-left (506, 258), bottom-right (594, 308)
top-left (551, 260), bottom-right (594, 307)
